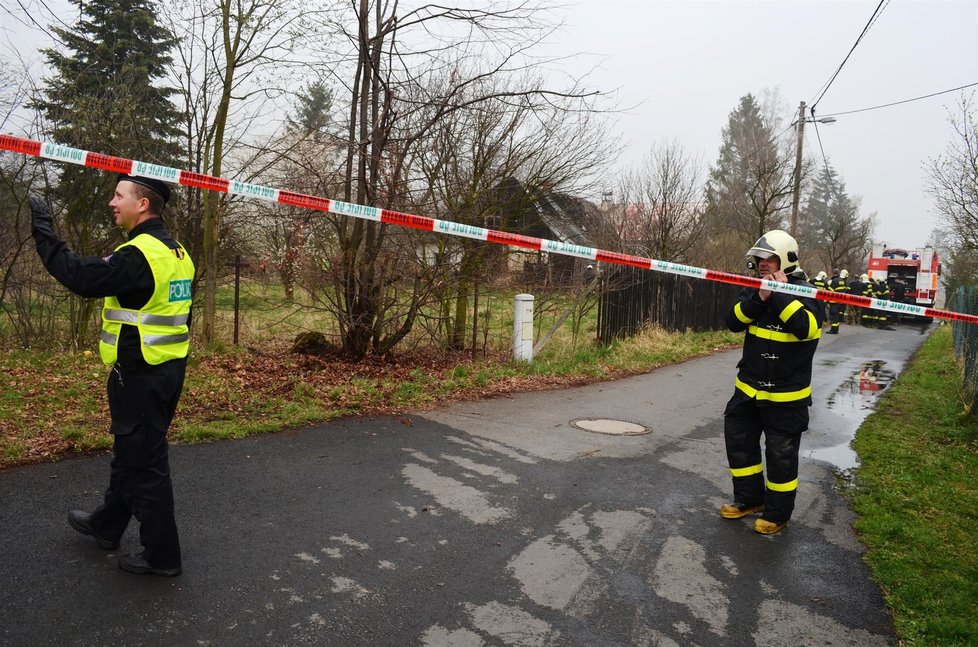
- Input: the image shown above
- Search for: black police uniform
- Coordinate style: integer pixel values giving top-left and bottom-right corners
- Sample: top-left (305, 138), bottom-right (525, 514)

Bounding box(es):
top-left (32, 209), bottom-right (187, 570)
top-left (723, 274), bottom-right (824, 524)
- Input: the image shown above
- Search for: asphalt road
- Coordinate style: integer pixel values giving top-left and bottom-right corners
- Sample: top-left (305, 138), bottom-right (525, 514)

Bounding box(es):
top-left (0, 321), bottom-right (932, 646)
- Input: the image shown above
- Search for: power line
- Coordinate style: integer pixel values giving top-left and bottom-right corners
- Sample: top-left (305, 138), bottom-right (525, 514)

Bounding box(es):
top-left (818, 82), bottom-right (978, 118)
top-left (863, 0), bottom-right (892, 35)
top-left (811, 120), bottom-right (829, 171)
top-left (809, 0), bottom-right (888, 112)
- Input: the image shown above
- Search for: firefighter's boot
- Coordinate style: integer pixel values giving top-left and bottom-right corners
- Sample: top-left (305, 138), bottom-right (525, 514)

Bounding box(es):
top-left (720, 502), bottom-right (764, 519)
top-left (754, 518), bottom-right (787, 535)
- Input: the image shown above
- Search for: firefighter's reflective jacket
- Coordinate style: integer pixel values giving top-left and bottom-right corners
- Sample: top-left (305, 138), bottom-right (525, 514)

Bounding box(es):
top-left (828, 275), bottom-right (848, 293)
top-left (874, 279), bottom-right (891, 300)
top-left (849, 279), bottom-right (873, 300)
top-left (725, 275), bottom-right (824, 407)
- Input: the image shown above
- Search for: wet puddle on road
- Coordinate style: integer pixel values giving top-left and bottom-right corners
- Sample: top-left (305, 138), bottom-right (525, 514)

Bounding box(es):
top-left (807, 360), bottom-right (897, 474)
top-left (825, 360), bottom-right (896, 412)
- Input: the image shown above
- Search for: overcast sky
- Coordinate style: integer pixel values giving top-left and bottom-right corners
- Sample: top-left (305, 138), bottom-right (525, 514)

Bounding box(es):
top-left (544, 0), bottom-right (978, 248)
top-left (3, 0), bottom-right (976, 250)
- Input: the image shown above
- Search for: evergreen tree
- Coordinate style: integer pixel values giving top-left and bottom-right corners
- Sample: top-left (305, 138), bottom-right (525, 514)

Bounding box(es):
top-left (288, 81), bottom-right (334, 139)
top-left (704, 94), bottom-right (794, 270)
top-left (800, 163), bottom-right (873, 274)
top-left (32, 0), bottom-right (181, 345)
top-left (37, 0), bottom-right (181, 159)
top-left (800, 164), bottom-right (839, 249)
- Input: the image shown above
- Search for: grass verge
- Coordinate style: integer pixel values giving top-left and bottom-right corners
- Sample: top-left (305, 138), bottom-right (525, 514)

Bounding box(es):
top-left (849, 324), bottom-right (978, 646)
top-left (0, 326), bottom-right (740, 469)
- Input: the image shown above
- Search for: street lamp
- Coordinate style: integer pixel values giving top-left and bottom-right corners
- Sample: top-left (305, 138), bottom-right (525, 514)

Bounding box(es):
top-left (789, 101), bottom-right (836, 237)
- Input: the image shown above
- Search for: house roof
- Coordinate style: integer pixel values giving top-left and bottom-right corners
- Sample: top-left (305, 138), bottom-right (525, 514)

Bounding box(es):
top-left (536, 192), bottom-right (591, 244)
top-left (492, 177), bottom-right (598, 245)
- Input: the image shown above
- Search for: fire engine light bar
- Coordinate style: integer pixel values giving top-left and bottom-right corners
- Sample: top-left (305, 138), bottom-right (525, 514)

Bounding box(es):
top-left (3, 133), bottom-right (977, 326)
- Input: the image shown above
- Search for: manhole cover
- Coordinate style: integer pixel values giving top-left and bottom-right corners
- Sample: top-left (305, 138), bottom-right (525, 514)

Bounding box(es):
top-left (570, 418), bottom-right (650, 436)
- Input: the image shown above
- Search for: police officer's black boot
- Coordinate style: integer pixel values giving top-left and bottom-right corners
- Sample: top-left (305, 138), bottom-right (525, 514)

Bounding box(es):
top-left (67, 510), bottom-right (120, 550)
top-left (118, 551), bottom-right (182, 577)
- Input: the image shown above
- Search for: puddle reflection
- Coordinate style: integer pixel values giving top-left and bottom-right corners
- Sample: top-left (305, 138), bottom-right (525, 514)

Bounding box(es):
top-left (808, 360), bottom-right (897, 475)
top-left (825, 360), bottom-right (896, 412)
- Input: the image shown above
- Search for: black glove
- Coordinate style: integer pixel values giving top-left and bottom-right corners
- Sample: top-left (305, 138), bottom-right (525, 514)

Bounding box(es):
top-left (28, 194), bottom-right (55, 233)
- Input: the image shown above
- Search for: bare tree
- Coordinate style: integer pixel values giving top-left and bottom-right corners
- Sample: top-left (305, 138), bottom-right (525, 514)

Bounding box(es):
top-left (397, 68), bottom-right (614, 349)
top-left (323, 1), bottom-right (613, 358)
top-left (614, 140), bottom-right (704, 263)
top-left (235, 81), bottom-right (344, 303)
top-left (928, 93), bottom-right (978, 256)
top-left (166, 0), bottom-right (331, 344)
top-left (0, 63), bottom-right (66, 346)
top-left (927, 93), bottom-right (978, 297)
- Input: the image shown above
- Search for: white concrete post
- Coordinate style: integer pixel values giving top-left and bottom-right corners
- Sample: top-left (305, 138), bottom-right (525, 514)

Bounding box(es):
top-left (513, 293), bottom-right (535, 362)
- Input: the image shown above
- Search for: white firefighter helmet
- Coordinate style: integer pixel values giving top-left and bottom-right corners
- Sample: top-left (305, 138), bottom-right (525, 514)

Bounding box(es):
top-left (840, 269), bottom-right (849, 279)
top-left (815, 271), bottom-right (827, 281)
top-left (861, 273), bottom-right (869, 282)
top-left (746, 229), bottom-right (800, 274)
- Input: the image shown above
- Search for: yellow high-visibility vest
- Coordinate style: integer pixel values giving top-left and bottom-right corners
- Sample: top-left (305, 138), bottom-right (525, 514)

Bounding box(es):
top-left (99, 233), bottom-right (195, 365)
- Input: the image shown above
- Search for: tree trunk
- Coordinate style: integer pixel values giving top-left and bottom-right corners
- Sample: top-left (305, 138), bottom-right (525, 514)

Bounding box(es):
top-left (336, 0), bottom-right (382, 358)
top-left (450, 277), bottom-right (470, 351)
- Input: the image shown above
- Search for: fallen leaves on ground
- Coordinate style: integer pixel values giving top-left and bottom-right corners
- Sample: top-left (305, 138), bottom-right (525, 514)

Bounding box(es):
top-left (0, 342), bottom-right (616, 471)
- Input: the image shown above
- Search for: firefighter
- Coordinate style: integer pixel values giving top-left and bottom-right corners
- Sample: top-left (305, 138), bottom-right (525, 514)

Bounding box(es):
top-left (720, 229), bottom-right (824, 535)
top-left (874, 277), bottom-right (892, 328)
top-left (892, 277), bottom-right (908, 303)
top-left (811, 271), bottom-right (829, 333)
top-left (30, 175), bottom-right (194, 577)
top-left (826, 268), bottom-right (847, 334)
top-left (812, 271), bottom-right (829, 290)
top-left (863, 273), bottom-right (881, 326)
top-left (854, 273), bottom-right (875, 327)
top-left (839, 269), bottom-right (853, 324)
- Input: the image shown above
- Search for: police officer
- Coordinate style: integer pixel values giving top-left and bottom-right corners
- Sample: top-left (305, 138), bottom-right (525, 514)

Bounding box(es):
top-left (826, 268), bottom-right (847, 334)
top-left (30, 174), bottom-right (194, 577)
top-left (720, 230), bottom-right (824, 535)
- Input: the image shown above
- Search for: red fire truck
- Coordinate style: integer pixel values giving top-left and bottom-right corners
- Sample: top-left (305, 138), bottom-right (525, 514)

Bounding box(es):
top-left (867, 243), bottom-right (941, 310)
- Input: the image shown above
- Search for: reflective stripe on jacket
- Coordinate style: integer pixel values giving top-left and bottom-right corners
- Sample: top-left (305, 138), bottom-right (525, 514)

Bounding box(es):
top-left (99, 234), bottom-right (195, 365)
top-left (725, 276), bottom-right (824, 406)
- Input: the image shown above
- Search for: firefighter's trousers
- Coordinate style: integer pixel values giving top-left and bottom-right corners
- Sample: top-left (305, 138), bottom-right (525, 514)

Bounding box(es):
top-left (723, 397), bottom-right (808, 523)
top-left (828, 303), bottom-right (843, 333)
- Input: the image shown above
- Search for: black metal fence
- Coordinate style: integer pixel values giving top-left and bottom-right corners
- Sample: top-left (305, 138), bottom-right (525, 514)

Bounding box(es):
top-left (950, 286), bottom-right (978, 415)
top-left (597, 266), bottom-right (741, 343)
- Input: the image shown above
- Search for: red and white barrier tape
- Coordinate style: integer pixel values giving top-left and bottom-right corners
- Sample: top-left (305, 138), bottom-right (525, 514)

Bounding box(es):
top-left (3, 133), bottom-right (977, 326)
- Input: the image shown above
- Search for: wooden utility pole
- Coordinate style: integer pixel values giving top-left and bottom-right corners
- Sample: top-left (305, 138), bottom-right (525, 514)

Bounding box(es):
top-left (789, 101), bottom-right (807, 238)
